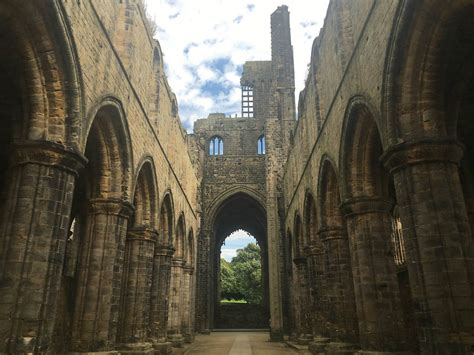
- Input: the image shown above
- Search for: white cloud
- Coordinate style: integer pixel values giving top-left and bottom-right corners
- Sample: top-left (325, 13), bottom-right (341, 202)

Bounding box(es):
top-left (220, 230), bottom-right (257, 261)
top-left (221, 248), bottom-right (237, 262)
top-left (145, 0), bottom-right (329, 131)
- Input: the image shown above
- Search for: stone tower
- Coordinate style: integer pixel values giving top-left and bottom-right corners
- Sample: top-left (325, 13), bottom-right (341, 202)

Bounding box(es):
top-left (193, 5), bottom-right (296, 339)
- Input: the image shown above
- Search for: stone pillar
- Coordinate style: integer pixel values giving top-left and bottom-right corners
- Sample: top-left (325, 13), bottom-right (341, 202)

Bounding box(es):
top-left (267, 183), bottom-right (284, 341)
top-left (181, 265), bottom-right (194, 343)
top-left (318, 227), bottom-right (359, 350)
top-left (341, 197), bottom-right (407, 352)
top-left (149, 243), bottom-right (174, 354)
top-left (382, 140), bottom-right (474, 354)
top-left (168, 258), bottom-right (185, 347)
top-left (293, 257), bottom-right (313, 345)
top-left (71, 198), bottom-right (133, 352)
top-left (195, 230), bottom-right (211, 334)
top-left (306, 243), bottom-right (332, 353)
top-left (0, 141), bottom-right (86, 354)
top-left (117, 227), bottom-right (157, 353)
top-left (287, 266), bottom-right (298, 341)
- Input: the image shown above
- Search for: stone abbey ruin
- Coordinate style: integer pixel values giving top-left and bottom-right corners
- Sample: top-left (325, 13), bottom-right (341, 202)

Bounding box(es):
top-left (0, 0), bottom-right (473, 354)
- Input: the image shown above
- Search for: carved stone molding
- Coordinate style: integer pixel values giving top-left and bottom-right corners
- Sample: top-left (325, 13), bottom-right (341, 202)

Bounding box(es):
top-left (381, 139), bottom-right (464, 174)
top-left (87, 198), bottom-right (134, 217)
top-left (10, 140), bottom-right (87, 176)
top-left (340, 196), bottom-right (393, 217)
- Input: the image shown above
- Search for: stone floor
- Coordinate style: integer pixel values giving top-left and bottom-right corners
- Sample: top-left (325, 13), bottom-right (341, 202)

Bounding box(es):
top-left (183, 332), bottom-right (299, 354)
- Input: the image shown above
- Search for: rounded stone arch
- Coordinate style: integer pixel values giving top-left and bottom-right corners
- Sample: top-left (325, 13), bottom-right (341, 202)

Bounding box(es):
top-left (303, 190), bottom-right (318, 246)
top-left (153, 42), bottom-right (164, 71)
top-left (159, 190), bottom-right (175, 245)
top-left (383, 0), bottom-right (474, 142)
top-left (0, 1), bottom-right (82, 142)
top-left (0, 1), bottom-right (83, 187)
top-left (207, 185), bottom-right (266, 231)
top-left (130, 156), bottom-right (159, 229)
top-left (175, 212), bottom-right (186, 259)
top-left (293, 211), bottom-right (304, 258)
top-left (205, 186), bottom-right (269, 331)
top-left (340, 96), bottom-right (389, 201)
top-left (79, 97), bottom-right (134, 200)
top-left (318, 155), bottom-right (344, 230)
top-left (186, 228), bottom-right (195, 265)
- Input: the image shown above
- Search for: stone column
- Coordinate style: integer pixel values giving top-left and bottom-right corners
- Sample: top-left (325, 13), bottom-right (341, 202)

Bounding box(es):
top-left (287, 265), bottom-right (298, 341)
top-left (71, 198), bottom-right (133, 352)
top-left (195, 230), bottom-right (211, 334)
top-left (318, 227), bottom-right (359, 351)
top-left (149, 243), bottom-right (174, 354)
top-left (168, 258), bottom-right (185, 347)
top-left (293, 257), bottom-right (313, 345)
top-left (117, 227), bottom-right (157, 353)
top-left (181, 265), bottom-right (194, 343)
top-left (382, 140), bottom-right (474, 354)
top-left (0, 141), bottom-right (86, 354)
top-left (341, 197), bottom-right (407, 352)
top-left (306, 243), bottom-right (331, 353)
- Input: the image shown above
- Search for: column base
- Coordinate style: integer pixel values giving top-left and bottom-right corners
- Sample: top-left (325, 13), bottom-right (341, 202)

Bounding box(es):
top-left (152, 341), bottom-right (172, 355)
top-left (200, 329), bottom-right (211, 335)
top-left (357, 352), bottom-right (411, 355)
top-left (270, 330), bottom-right (284, 341)
top-left (183, 333), bottom-right (195, 343)
top-left (297, 334), bottom-right (314, 345)
top-left (325, 342), bottom-right (360, 354)
top-left (116, 342), bottom-right (154, 354)
top-left (69, 352), bottom-right (119, 355)
top-left (308, 336), bottom-right (331, 353)
top-left (168, 334), bottom-right (184, 348)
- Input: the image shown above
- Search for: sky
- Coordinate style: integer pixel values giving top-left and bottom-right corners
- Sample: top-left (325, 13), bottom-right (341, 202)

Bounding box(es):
top-left (144, 0), bottom-right (330, 131)
top-left (220, 230), bottom-right (257, 262)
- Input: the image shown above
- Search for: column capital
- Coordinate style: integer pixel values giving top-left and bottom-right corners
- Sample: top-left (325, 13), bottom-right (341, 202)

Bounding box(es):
top-left (183, 265), bottom-right (194, 275)
top-left (127, 227), bottom-right (158, 242)
top-left (172, 258), bottom-right (186, 267)
top-left (88, 198), bottom-right (134, 217)
top-left (381, 139), bottom-right (463, 174)
top-left (340, 196), bottom-right (393, 217)
top-left (10, 140), bottom-right (87, 176)
top-left (154, 243), bottom-right (175, 256)
top-left (318, 226), bottom-right (347, 242)
top-left (304, 243), bottom-right (323, 257)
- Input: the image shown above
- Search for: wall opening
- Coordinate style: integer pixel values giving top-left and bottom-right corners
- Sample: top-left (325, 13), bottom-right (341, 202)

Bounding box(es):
top-left (242, 85), bottom-right (254, 118)
top-left (216, 230), bottom-right (266, 329)
top-left (210, 192), bottom-right (268, 330)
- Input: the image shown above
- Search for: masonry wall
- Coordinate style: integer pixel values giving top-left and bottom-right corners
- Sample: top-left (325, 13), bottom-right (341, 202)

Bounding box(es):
top-left (63, 0), bottom-right (198, 224)
top-left (282, 0), bottom-right (474, 353)
top-left (0, 0), bottom-right (200, 353)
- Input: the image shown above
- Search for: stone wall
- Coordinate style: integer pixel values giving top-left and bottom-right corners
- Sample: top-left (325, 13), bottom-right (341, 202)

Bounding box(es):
top-left (0, 0), bottom-right (199, 353)
top-left (283, 0), bottom-right (474, 353)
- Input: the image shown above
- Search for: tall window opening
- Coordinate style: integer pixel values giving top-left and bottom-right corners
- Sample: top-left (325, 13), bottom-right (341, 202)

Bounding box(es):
top-left (219, 230), bottom-right (262, 305)
top-left (391, 206), bottom-right (406, 267)
top-left (242, 86), bottom-right (254, 118)
top-left (257, 135), bottom-right (265, 155)
top-left (209, 136), bottom-right (223, 156)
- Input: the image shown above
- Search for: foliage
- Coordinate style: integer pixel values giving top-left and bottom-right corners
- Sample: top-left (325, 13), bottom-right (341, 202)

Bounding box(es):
top-left (220, 243), bottom-right (263, 305)
top-left (220, 258), bottom-right (243, 301)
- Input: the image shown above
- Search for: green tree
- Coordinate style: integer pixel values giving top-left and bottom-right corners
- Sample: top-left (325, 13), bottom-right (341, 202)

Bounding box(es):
top-left (232, 243), bottom-right (263, 304)
top-left (220, 258), bottom-right (242, 301)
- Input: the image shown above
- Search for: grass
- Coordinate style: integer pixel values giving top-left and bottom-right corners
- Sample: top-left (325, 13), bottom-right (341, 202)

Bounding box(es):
top-left (220, 299), bottom-right (247, 304)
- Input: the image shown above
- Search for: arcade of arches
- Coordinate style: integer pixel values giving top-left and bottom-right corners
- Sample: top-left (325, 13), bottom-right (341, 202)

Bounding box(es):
top-left (0, 0), bottom-right (473, 354)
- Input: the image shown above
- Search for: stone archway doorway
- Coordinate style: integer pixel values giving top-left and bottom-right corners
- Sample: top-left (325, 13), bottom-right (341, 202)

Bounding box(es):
top-left (210, 192), bottom-right (269, 330)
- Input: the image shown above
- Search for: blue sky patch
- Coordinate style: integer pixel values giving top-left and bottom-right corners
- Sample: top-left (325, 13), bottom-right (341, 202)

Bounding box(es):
top-left (221, 230), bottom-right (257, 261)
